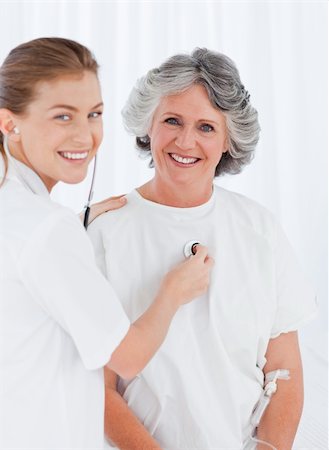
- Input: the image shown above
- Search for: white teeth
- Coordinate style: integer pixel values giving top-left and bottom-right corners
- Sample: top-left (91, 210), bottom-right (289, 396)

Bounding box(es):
top-left (61, 152), bottom-right (88, 160)
top-left (170, 153), bottom-right (198, 164)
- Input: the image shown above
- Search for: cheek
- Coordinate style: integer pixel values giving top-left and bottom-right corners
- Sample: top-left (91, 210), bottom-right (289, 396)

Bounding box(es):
top-left (151, 129), bottom-right (175, 153)
top-left (37, 126), bottom-right (66, 145)
top-left (95, 122), bottom-right (103, 140)
top-left (204, 140), bottom-right (226, 163)
top-left (94, 130), bottom-right (103, 147)
top-left (20, 130), bottom-right (50, 159)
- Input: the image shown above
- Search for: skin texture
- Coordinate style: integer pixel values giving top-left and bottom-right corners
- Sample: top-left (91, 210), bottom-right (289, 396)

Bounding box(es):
top-left (104, 367), bottom-right (161, 450)
top-left (104, 85), bottom-right (304, 449)
top-left (256, 331), bottom-right (304, 450)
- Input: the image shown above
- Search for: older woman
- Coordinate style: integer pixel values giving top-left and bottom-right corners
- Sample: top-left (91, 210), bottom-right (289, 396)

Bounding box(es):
top-left (88, 48), bottom-right (316, 449)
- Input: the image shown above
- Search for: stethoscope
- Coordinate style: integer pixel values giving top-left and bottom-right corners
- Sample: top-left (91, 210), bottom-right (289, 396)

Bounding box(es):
top-left (3, 135), bottom-right (201, 254)
top-left (3, 133), bottom-right (97, 230)
top-left (82, 157), bottom-right (201, 253)
top-left (183, 240), bottom-right (200, 258)
top-left (82, 154), bottom-right (97, 229)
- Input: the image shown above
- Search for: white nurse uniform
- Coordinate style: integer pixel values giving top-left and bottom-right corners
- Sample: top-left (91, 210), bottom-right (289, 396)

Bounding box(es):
top-left (0, 158), bottom-right (130, 449)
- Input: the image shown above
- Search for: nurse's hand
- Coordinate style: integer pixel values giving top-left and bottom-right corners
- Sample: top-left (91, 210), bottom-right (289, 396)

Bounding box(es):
top-left (160, 244), bottom-right (214, 306)
top-left (108, 244), bottom-right (214, 379)
top-left (79, 195), bottom-right (127, 224)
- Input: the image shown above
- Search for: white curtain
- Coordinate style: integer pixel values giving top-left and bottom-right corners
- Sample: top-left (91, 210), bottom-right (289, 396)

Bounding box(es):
top-left (1, 1), bottom-right (327, 447)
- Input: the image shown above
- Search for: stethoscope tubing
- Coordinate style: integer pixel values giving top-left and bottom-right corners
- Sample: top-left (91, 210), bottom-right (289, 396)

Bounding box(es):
top-left (3, 134), bottom-right (97, 230)
top-left (83, 154), bottom-right (97, 230)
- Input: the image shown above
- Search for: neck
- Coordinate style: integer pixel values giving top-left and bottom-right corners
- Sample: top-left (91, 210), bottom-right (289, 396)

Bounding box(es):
top-left (6, 141), bottom-right (55, 192)
top-left (137, 178), bottom-right (213, 207)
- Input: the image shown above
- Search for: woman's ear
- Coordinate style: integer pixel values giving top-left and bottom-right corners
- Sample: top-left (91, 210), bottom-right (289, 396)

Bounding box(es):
top-left (0, 109), bottom-right (20, 142)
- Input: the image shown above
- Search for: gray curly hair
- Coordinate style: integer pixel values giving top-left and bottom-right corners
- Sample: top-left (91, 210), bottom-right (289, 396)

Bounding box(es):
top-left (122, 48), bottom-right (260, 176)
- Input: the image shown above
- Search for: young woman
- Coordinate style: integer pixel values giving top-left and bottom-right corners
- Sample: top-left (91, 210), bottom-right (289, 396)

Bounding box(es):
top-left (0, 38), bottom-right (213, 449)
top-left (89, 48), bottom-right (317, 450)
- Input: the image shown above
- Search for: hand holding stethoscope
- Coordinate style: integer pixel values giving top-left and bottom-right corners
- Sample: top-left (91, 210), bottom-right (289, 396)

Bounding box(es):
top-left (183, 240), bottom-right (200, 258)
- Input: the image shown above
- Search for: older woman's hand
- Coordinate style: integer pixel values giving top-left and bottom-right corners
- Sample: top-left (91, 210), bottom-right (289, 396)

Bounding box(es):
top-left (79, 195), bottom-right (127, 225)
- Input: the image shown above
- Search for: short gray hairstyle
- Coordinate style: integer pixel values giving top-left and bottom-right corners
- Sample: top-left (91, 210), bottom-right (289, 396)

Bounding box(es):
top-left (122, 48), bottom-right (260, 176)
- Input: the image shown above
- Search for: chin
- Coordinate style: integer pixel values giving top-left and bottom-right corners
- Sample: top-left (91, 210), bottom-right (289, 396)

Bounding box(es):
top-left (62, 172), bottom-right (87, 185)
top-left (169, 173), bottom-right (195, 185)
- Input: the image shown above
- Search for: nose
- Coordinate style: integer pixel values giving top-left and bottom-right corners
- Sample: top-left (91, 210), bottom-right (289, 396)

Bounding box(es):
top-left (71, 121), bottom-right (94, 148)
top-left (175, 126), bottom-right (196, 150)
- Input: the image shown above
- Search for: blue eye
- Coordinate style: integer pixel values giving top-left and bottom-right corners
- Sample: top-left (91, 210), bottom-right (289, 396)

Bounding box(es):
top-left (165, 117), bottom-right (179, 125)
top-left (55, 114), bottom-right (70, 121)
top-left (200, 124), bottom-right (214, 133)
top-left (89, 111), bottom-right (103, 119)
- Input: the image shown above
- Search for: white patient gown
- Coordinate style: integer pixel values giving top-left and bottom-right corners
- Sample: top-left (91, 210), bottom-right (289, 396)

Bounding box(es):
top-left (88, 185), bottom-right (317, 450)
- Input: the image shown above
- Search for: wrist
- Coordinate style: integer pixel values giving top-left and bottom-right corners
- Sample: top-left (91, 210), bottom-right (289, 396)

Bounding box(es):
top-left (155, 286), bottom-right (180, 317)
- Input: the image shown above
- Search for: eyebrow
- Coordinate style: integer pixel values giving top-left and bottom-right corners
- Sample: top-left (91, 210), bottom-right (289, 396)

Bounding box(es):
top-left (48, 102), bottom-right (104, 111)
top-left (161, 112), bottom-right (220, 124)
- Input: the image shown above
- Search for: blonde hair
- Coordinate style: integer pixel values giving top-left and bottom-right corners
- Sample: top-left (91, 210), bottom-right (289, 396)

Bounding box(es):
top-left (0, 37), bottom-right (99, 185)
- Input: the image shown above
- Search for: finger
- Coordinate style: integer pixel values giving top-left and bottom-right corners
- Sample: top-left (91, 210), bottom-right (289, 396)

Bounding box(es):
top-left (191, 244), bottom-right (208, 260)
top-left (88, 197), bottom-right (127, 224)
top-left (109, 194), bottom-right (127, 203)
top-left (99, 196), bottom-right (127, 211)
top-left (205, 256), bottom-right (215, 268)
top-left (94, 194), bottom-right (126, 207)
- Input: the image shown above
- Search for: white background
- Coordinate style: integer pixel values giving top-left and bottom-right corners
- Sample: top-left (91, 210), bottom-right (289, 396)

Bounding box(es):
top-left (0, 1), bottom-right (327, 447)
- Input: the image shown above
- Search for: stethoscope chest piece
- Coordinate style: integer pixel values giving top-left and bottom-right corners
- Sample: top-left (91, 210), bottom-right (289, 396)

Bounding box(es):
top-left (183, 240), bottom-right (200, 258)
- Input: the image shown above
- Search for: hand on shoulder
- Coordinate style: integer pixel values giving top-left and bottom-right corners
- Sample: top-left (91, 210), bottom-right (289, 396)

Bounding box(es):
top-left (79, 195), bottom-right (127, 225)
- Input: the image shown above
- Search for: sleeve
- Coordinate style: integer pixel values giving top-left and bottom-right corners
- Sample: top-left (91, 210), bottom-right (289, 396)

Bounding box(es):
top-left (17, 208), bottom-right (130, 370)
top-left (270, 219), bottom-right (318, 338)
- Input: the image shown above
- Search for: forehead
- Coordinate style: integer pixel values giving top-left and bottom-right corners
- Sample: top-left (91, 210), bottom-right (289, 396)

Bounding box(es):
top-left (29, 71), bottom-right (102, 109)
top-left (157, 84), bottom-right (221, 118)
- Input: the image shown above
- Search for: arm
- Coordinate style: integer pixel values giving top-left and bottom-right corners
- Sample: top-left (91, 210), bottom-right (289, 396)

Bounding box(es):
top-left (257, 331), bottom-right (304, 450)
top-left (104, 367), bottom-right (161, 450)
top-left (107, 245), bottom-right (214, 379)
top-left (19, 210), bottom-right (212, 376)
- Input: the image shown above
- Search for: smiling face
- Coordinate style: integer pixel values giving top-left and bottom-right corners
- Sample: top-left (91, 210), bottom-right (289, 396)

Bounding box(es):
top-left (8, 71), bottom-right (103, 191)
top-left (146, 84), bottom-right (228, 205)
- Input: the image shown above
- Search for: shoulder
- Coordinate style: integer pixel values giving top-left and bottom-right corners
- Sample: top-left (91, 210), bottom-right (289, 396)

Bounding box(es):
top-left (88, 189), bottom-right (139, 238)
top-left (214, 185), bottom-right (277, 240)
top-left (0, 178), bottom-right (81, 249)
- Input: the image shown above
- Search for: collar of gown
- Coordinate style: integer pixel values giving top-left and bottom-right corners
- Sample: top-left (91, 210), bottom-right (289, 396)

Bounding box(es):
top-left (132, 186), bottom-right (216, 220)
top-left (2, 155), bottom-right (49, 198)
